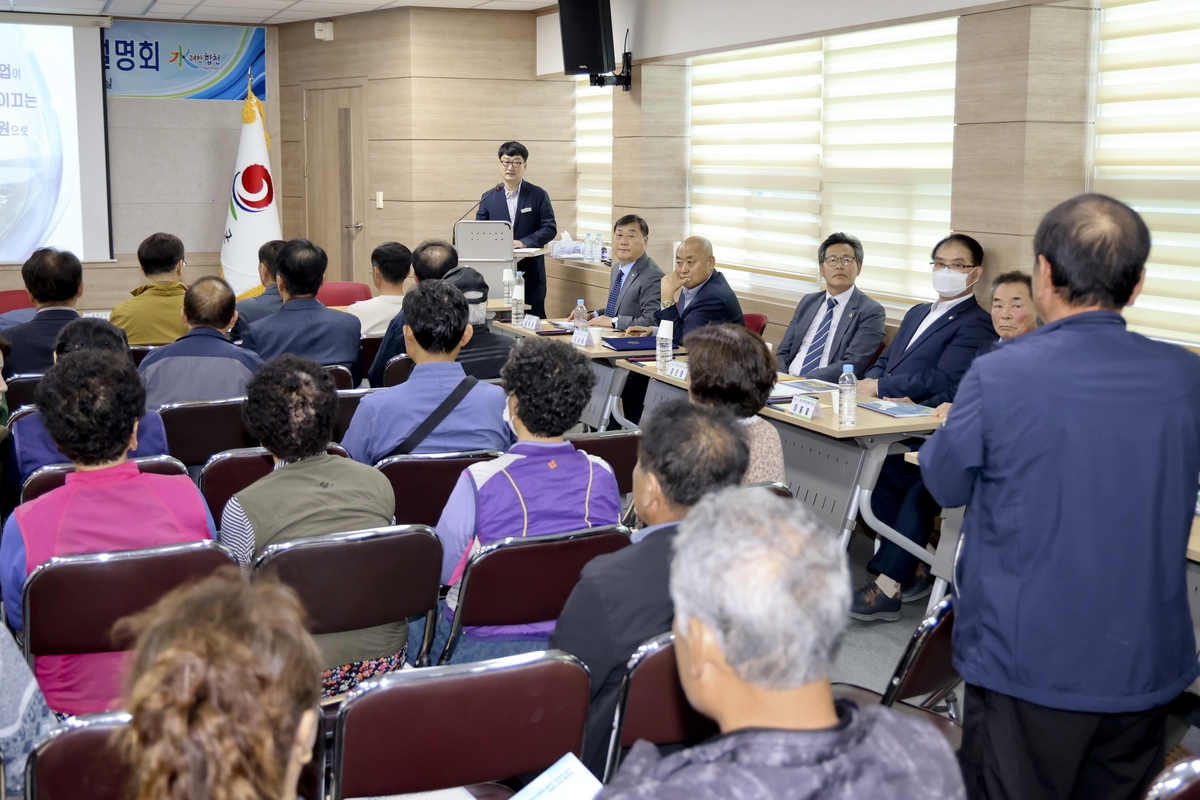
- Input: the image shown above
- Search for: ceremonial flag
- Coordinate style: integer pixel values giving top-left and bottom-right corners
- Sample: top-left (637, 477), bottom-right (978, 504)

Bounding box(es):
top-left (220, 73), bottom-right (280, 299)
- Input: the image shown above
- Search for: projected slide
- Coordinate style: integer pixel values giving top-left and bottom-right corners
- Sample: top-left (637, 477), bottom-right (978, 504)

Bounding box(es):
top-left (0, 23), bottom-right (83, 262)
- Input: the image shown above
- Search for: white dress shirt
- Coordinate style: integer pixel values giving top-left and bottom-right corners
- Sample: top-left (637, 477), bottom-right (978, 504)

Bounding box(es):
top-left (788, 290), bottom-right (851, 376)
top-left (347, 294), bottom-right (406, 337)
top-left (905, 293), bottom-right (974, 351)
top-left (504, 182), bottom-right (522, 228)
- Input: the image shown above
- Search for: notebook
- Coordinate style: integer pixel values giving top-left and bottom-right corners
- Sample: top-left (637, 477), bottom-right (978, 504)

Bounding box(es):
top-left (602, 336), bottom-right (672, 351)
top-left (857, 400), bottom-right (936, 418)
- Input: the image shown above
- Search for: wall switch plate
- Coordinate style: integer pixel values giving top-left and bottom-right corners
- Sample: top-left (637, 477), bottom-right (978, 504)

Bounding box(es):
top-left (375, 191), bottom-right (383, 209)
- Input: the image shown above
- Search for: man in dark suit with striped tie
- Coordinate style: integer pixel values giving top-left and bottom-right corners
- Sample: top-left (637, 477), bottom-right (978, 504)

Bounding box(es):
top-left (588, 215), bottom-right (663, 330)
top-left (776, 233), bottom-right (886, 380)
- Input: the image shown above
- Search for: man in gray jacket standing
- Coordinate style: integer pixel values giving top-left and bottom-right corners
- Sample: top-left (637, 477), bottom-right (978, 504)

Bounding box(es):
top-left (599, 488), bottom-right (964, 800)
top-left (589, 215), bottom-right (664, 330)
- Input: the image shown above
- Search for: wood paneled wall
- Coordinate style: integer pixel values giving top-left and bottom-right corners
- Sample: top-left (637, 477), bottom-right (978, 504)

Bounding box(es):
top-left (277, 8), bottom-right (576, 274)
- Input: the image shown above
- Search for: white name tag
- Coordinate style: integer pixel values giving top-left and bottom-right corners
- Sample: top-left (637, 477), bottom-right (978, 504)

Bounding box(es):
top-left (571, 328), bottom-right (592, 347)
top-left (666, 360), bottom-right (689, 380)
top-left (789, 394), bottom-right (822, 421)
top-left (521, 207), bottom-right (532, 213)
top-left (521, 314), bottom-right (542, 331)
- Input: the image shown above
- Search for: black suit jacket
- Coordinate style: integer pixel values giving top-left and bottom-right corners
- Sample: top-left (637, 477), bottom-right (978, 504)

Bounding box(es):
top-left (776, 286), bottom-right (886, 381)
top-left (4, 308), bottom-right (80, 377)
top-left (654, 271), bottom-right (744, 346)
top-left (476, 181), bottom-right (557, 284)
top-left (865, 295), bottom-right (995, 406)
top-left (457, 324), bottom-right (515, 380)
top-left (549, 523), bottom-right (679, 777)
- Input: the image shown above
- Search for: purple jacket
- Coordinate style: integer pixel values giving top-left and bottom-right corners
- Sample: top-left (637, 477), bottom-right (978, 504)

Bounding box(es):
top-left (438, 441), bottom-right (621, 641)
top-left (599, 700), bottom-right (964, 800)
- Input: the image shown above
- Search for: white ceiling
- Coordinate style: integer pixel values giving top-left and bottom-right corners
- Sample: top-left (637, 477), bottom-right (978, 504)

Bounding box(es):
top-left (3, 0), bottom-right (550, 25)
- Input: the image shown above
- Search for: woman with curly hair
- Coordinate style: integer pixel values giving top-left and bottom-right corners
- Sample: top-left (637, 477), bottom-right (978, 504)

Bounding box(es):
top-left (117, 568), bottom-right (322, 800)
top-left (684, 324), bottom-right (786, 485)
top-left (422, 337), bottom-right (621, 664)
top-left (0, 349), bottom-right (214, 715)
top-left (218, 354), bottom-right (397, 697)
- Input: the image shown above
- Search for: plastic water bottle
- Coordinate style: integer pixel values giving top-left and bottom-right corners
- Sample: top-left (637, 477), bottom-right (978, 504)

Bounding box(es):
top-left (573, 299), bottom-right (589, 333)
top-left (656, 320), bottom-right (674, 375)
top-left (584, 234), bottom-right (595, 261)
top-left (511, 272), bottom-right (525, 325)
top-left (502, 268), bottom-right (514, 308)
top-left (838, 364), bottom-right (857, 426)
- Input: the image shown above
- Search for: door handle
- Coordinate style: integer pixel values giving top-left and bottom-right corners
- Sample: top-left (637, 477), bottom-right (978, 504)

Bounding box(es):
top-left (344, 222), bottom-right (363, 232)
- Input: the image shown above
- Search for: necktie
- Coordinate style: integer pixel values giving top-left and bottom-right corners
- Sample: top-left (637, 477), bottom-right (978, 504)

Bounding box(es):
top-left (799, 296), bottom-right (838, 376)
top-left (604, 268), bottom-right (626, 318)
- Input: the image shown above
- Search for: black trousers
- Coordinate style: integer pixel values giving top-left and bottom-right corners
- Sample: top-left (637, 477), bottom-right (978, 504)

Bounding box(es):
top-left (960, 684), bottom-right (1168, 800)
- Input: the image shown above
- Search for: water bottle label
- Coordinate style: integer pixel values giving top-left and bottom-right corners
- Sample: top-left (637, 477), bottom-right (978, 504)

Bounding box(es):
top-left (521, 314), bottom-right (542, 331)
top-left (571, 328), bottom-right (592, 347)
top-left (665, 360), bottom-right (690, 380)
top-left (789, 394), bottom-right (821, 421)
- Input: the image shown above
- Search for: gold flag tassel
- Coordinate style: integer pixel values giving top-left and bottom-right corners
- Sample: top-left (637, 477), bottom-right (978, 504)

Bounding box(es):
top-left (242, 69), bottom-right (270, 150)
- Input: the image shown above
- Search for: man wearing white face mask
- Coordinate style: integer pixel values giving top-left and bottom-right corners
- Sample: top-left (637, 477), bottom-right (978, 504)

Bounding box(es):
top-left (858, 234), bottom-right (995, 405)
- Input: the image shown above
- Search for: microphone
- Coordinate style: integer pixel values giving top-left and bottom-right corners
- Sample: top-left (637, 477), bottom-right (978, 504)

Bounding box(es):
top-left (454, 184), bottom-right (504, 231)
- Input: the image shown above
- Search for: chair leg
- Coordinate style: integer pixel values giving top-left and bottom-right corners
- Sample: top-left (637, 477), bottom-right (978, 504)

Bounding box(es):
top-left (620, 500), bottom-right (637, 529)
top-left (944, 693), bottom-right (961, 724)
top-left (437, 615), bottom-right (464, 666)
top-left (926, 577), bottom-right (949, 614)
top-left (415, 608), bottom-right (437, 668)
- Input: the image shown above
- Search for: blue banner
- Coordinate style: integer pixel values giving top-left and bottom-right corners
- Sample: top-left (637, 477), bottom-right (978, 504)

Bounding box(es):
top-left (103, 20), bottom-right (266, 100)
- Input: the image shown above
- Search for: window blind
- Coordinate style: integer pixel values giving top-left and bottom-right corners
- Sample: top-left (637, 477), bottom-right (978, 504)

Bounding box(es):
top-left (687, 19), bottom-right (957, 301)
top-left (1094, 0), bottom-right (1200, 345)
top-left (575, 78), bottom-right (613, 239)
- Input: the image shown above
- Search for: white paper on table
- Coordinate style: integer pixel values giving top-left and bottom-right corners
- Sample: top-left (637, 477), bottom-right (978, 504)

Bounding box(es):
top-left (356, 787), bottom-right (475, 800)
top-left (514, 248), bottom-right (541, 256)
top-left (510, 753), bottom-right (603, 800)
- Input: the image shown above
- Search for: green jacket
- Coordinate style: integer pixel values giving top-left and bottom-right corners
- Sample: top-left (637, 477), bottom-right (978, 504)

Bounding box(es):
top-left (110, 281), bottom-right (188, 346)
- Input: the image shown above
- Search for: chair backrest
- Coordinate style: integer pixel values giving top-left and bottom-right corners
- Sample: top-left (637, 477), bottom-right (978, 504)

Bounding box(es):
top-left (374, 450), bottom-right (502, 526)
top-left (441, 525), bottom-right (631, 664)
top-left (744, 481), bottom-right (792, 499)
top-left (383, 354), bottom-right (415, 387)
top-left (158, 397), bottom-right (256, 466)
top-left (0, 289), bottom-right (33, 314)
top-left (253, 525), bottom-right (443, 666)
top-left (744, 312), bottom-right (769, 336)
top-left (333, 651), bottom-right (590, 799)
top-left (1146, 757), bottom-right (1200, 800)
top-left (604, 633), bottom-right (719, 783)
top-left (198, 444), bottom-right (348, 521)
top-left (7, 404), bottom-right (38, 429)
top-left (866, 340), bottom-right (887, 371)
top-left (361, 337), bottom-right (383, 375)
top-left (7, 374), bottom-right (42, 410)
top-left (21, 455), bottom-right (190, 505)
top-left (129, 345), bottom-right (156, 366)
top-left (27, 709), bottom-right (325, 800)
top-left (324, 364), bottom-right (354, 390)
top-left (334, 388), bottom-right (379, 442)
top-left (22, 540), bottom-right (238, 665)
top-left (317, 281), bottom-right (373, 306)
top-left (26, 712), bottom-right (131, 800)
top-left (566, 430), bottom-right (641, 495)
top-left (882, 598), bottom-right (960, 706)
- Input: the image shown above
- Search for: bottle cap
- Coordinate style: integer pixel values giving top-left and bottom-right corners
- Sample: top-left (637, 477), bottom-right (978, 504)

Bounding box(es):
top-left (843, 364), bottom-right (854, 372)
top-left (577, 299), bottom-right (585, 305)
top-left (503, 269), bottom-right (513, 281)
top-left (516, 271), bottom-right (523, 277)
top-left (658, 320), bottom-right (674, 341)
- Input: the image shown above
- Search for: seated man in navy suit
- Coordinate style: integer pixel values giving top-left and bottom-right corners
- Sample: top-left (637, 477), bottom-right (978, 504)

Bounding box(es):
top-left (630, 236), bottom-right (743, 345)
top-left (3, 248), bottom-right (82, 378)
top-left (240, 239), bottom-right (362, 380)
top-left (776, 232), bottom-right (886, 380)
top-left (475, 141), bottom-right (557, 318)
top-left (850, 233), bottom-right (996, 622)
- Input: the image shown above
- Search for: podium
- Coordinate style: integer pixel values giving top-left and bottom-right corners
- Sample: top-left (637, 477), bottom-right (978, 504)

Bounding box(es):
top-left (453, 220), bottom-right (548, 301)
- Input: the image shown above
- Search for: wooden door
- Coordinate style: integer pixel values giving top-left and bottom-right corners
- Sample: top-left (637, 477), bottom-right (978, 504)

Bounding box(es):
top-left (303, 85), bottom-right (368, 282)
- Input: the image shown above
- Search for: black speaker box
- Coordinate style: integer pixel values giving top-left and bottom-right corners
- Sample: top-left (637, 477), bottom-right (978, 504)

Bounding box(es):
top-left (558, 0), bottom-right (615, 75)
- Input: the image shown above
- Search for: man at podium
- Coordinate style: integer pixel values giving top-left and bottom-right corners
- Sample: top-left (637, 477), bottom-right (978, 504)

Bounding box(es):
top-left (476, 141), bottom-right (557, 318)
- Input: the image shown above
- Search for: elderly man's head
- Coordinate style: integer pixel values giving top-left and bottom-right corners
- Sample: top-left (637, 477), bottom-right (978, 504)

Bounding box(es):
top-left (411, 240), bottom-right (459, 282)
top-left (37, 350), bottom-right (146, 467)
top-left (989, 271), bottom-right (1037, 340)
top-left (1033, 193), bottom-right (1149, 318)
top-left (670, 488), bottom-right (849, 726)
top-left (183, 276), bottom-right (238, 333)
top-left (675, 236), bottom-right (717, 290)
top-left (633, 400), bottom-right (749, 527)
top-left (243, 355), bottom-right (337, 462)
top-left (402, 280), bottom-right (472, 361)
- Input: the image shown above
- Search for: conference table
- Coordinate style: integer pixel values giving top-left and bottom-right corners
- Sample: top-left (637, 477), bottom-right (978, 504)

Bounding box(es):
top-left (614, 357), bottom-right (947, 603)
top-left (490, 319), bottom-right (673, 431)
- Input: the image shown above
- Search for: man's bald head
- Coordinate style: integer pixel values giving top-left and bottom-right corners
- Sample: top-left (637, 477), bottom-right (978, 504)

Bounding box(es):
top-left (1034, 193), bottom-right (1150, 310)
top-left (411, 240), bottom-right (459, 282)
top-left (183, 276), bottom-right (237, 330)
top-left (676, 236), bottom-right (717, 289)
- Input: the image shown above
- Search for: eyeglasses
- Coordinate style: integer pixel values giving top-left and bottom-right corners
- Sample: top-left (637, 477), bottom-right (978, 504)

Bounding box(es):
top-left (823, 257), bottom-right (857, 268)
top-left (500, 159), bottom-right (525, 168)
top-left (930, 260), bottom-right (976, 271)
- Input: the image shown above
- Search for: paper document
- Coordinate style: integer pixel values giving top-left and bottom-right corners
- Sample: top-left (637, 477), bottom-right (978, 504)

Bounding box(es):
top-left (514, 248), bottom-right (541, 256)
top-left (768, 379), bottom-right (838, 403)
top-left (511, 753), bottom-right (602, 800)
top-left (361, 787), bottom-right (475, 799)
top-left (857, 400), bottom-right (936, 418)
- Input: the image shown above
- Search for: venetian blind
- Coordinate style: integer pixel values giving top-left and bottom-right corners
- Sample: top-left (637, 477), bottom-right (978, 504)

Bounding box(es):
top-left (575, 77), bottom-right (614, 239)
top-left (1094, 0), bottom-right (1200, 345)
top-left (688, 19), bottom-right (957, 301)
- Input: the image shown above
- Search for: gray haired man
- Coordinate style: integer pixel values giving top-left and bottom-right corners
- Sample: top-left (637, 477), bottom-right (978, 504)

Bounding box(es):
top-left (599, 488), bottom-right (965, 799)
